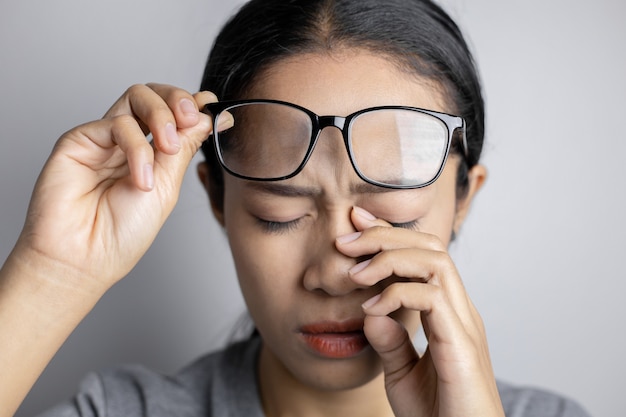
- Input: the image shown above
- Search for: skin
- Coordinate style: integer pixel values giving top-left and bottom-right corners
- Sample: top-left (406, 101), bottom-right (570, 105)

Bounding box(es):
top-left (198, 51), bottom-right (501, 417)
top-left (0, 50), bottom-right (502, 417)
top-left (0, 84), bottom-right (219, 416)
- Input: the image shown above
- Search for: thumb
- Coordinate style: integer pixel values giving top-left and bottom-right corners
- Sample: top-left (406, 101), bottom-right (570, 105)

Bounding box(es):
top-left (364, 314), bottom-right (419, 388)
top-left (151, 113), bottom-right (213, 197)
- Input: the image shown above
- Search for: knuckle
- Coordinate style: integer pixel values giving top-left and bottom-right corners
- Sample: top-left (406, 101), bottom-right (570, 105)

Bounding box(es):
top-left (389, 283), bottom-right (408, 300)
top-left (149, 82), bottom-right (192, 103)
top-left (127, 84), bottom-right (175, 123)
top-left (127, 83), bottom-right (148, 96)
top-left (150, 103), bottom-right (173, 120)
top-left (372, 248), bottom-right (391, 263)
top-left (422, 232), bottom-right (446, 251)
top-left (364, 225), bottom-right (393, 240)
top-left (380, 284), bottom-right (404, 307)
top-left (429, 285), bottom-right (447, 305)
top-left (109, 115), bottom-right (150, 149)
top-left (111, 114), bottom-right (138, 130)
top-left (371, 251), bottom-right (395, 275)
top-left (145, 81), bottom-right (161, 89)
top-left (140, 105), bottom-right (175, 131)
top-left (431, 250), bottom-right (451, 268)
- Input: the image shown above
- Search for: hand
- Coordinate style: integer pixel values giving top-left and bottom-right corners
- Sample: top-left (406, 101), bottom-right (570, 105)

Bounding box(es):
top-left (0, 84), bottom-right (230, 417)
top-left (14, 83), bottom-right (222, 292)
top-left (336, 207), bottom-right (504, 417)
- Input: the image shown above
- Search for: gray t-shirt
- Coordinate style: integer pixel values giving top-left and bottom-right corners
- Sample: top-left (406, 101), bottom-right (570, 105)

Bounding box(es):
top-left (39, 337), bottom-right (591, 417)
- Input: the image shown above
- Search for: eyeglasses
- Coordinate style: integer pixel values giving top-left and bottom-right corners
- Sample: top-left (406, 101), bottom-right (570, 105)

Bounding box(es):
top-left (203, 99), bottom-right (467, 189)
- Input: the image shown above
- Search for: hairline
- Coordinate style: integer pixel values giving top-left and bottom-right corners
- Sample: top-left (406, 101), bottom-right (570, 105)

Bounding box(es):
top-left (228, 44), bottom-right (461, 117)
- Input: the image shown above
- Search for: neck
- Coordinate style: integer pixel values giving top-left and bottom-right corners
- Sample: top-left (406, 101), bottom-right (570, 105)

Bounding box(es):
top-left (258, 343), bottom-right (394, 417)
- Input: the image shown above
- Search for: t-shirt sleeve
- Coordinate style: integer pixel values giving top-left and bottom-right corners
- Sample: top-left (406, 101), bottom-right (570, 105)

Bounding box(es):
top-left (34, 365), bottom-right (203, 417)
top-left (498, 382), bottom-right (592, 417)
top-left (35, 373), bottom-right (107, 417)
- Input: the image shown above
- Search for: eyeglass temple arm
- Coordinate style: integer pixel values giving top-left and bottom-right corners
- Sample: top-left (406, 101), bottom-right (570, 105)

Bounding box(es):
top-left (458, 120), bottom-right (469, 160)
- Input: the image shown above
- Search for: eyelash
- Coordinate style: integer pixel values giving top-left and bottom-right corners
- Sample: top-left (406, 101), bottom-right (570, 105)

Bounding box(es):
top-left (389, 219), bottom-right (420, 230)
top-left (256, 217), bottom-right (419, 233)
top-left (257, 218), bottom-right (303, 234)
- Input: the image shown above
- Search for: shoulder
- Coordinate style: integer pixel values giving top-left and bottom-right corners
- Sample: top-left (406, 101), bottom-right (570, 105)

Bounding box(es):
top-left (37, 337), bottom-right (263, 417)
top-left (497, 380), bottom-right (592, 417)
top-left (38, 361), bottom-right (211, 417)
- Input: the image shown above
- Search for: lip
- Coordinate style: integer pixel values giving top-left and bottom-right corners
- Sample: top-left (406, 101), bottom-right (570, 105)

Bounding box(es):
top-left (299, 319), bottom-right (370, 359)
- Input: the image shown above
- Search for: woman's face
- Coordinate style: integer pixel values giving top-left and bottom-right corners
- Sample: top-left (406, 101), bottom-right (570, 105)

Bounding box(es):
top-left (200, 50), bottom-right (482, 391)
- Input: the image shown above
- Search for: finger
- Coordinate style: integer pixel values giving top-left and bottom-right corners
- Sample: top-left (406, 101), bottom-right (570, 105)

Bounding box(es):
top-left (105, 84), bottom-right (204, 130)
top-left (362, 282), bottom-right (486, 384)
top-left (363, 282), bottom-right (470, 349)
top-left (193, 90), bottom-right (220, 109)
top-left (147, 83), bottom-right (207, 129)
top-left (104, 84), bottom-right (209, 156)
top-left (364, 286), bottom-right (500, 414)
top-left (104, 84), bottom-right (183, 155)
top-left (363, 314), bottom-right (419, 386)
top-left (150, 111), bottom-right (213, 194)
top-left (195, 91), bottom-right (235, 135)
top-left (348, 247), bottom-right (449, 286)
top-left (340, 205), bottom-right (481, 337)
top-left (351, 247), bottom-right (479, 334)
top-left (336, 214), bottom-right (467, 298)
top-left (336, 225), bottom-right (445, 259)
top-left (109, 116), bottom-right (155, 191)
top-left (351, 206), bottom-right (393, 230)
top-left (336, 221), bottom-right (450, 287)
top-left (60, 115), bottom-right (155, 192)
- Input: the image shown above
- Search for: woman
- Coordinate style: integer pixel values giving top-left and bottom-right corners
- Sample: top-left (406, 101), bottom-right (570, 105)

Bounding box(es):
top-left (0, 0), bottom-right (590, 416)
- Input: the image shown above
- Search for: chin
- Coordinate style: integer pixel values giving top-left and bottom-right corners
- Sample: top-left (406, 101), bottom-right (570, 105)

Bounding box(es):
top-left (282, 346), bottom-right (384, 392)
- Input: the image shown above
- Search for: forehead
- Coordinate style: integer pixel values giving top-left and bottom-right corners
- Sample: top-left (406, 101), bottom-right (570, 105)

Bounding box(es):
top-left (245, 49), bottom-right (451, 116)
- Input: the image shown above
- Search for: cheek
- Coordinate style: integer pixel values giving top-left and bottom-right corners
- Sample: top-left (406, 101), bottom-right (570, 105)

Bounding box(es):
top-left (223, 208), bottom-right (311, 324)
top-left (422, 198), bottom-right (457, 245)
top-left (417, 165), bottom-right (459, 245)
top-left (227, 225), bottom-right (302, 287)
top-left (362, 185), bottom-right (457, 245)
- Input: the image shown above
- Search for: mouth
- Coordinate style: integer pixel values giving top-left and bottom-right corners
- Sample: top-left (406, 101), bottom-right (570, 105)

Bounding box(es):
top-left (299, 319), bottom-right (370, 359)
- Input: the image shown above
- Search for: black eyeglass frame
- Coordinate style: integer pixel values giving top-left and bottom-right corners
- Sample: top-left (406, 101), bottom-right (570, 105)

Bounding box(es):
top-left (203, 99), bottom-right (468, 189)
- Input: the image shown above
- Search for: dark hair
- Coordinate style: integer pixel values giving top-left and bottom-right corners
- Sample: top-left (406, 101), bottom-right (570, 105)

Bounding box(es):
top-left (200, 0), bottom-right (484, 204)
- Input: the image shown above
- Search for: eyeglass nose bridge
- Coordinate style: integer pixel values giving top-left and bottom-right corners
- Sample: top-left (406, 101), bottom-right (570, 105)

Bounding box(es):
top-left (314, 115), bottom-right (350, 157)
top-left (317, 115), bottom-right (347, 134)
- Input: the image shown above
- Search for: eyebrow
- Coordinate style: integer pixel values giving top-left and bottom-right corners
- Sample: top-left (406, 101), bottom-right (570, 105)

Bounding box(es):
top-left (244, 182), bottom-right (321, 198)
top-left (244, 181), bottom-right (401, 197)
top-left (349, 182), bottom-right (401, 194)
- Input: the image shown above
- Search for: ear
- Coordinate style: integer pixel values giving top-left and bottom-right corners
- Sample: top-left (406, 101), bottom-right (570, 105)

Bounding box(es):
top-left (197, 162), bottom-right (225, 227)
top-left (453, 164), bottom-right (487, 235)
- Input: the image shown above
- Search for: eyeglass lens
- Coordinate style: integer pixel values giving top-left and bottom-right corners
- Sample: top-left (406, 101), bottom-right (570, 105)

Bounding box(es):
top-left (214, 102), bottom-right (450, 187)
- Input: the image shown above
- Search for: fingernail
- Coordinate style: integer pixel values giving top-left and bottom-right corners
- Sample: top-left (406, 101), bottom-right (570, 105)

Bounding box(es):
top-left (349, 259), bottom-right (371, 275)
top-left (143, 164), bottom-right (154, 190)
top-left (217, 111), bottom-right (234, 131)
top-left (353, 206), bottom-right (376, 221)
top-left (180, 98), bottom-right (198, 118)
top-left (165, 123), bottom-right (181, 149)
top-left (336, 231), bottom-right (362, 244)
top-left (362, 294), bottom-right (381, 310)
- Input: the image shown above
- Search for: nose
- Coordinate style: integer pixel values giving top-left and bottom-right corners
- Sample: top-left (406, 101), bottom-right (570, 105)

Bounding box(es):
top-left (301, 208), bottom-right (370, 296)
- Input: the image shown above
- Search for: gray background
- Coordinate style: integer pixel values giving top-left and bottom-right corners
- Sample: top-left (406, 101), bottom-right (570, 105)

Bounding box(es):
top-left (1, 1), bottom-right (623, 416)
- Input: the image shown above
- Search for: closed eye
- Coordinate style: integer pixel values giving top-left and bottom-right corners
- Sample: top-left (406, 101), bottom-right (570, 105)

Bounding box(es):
top-left (256, 217), bottom-right (304, 234)
top-left (388, 219), bottom-right (420, 230)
